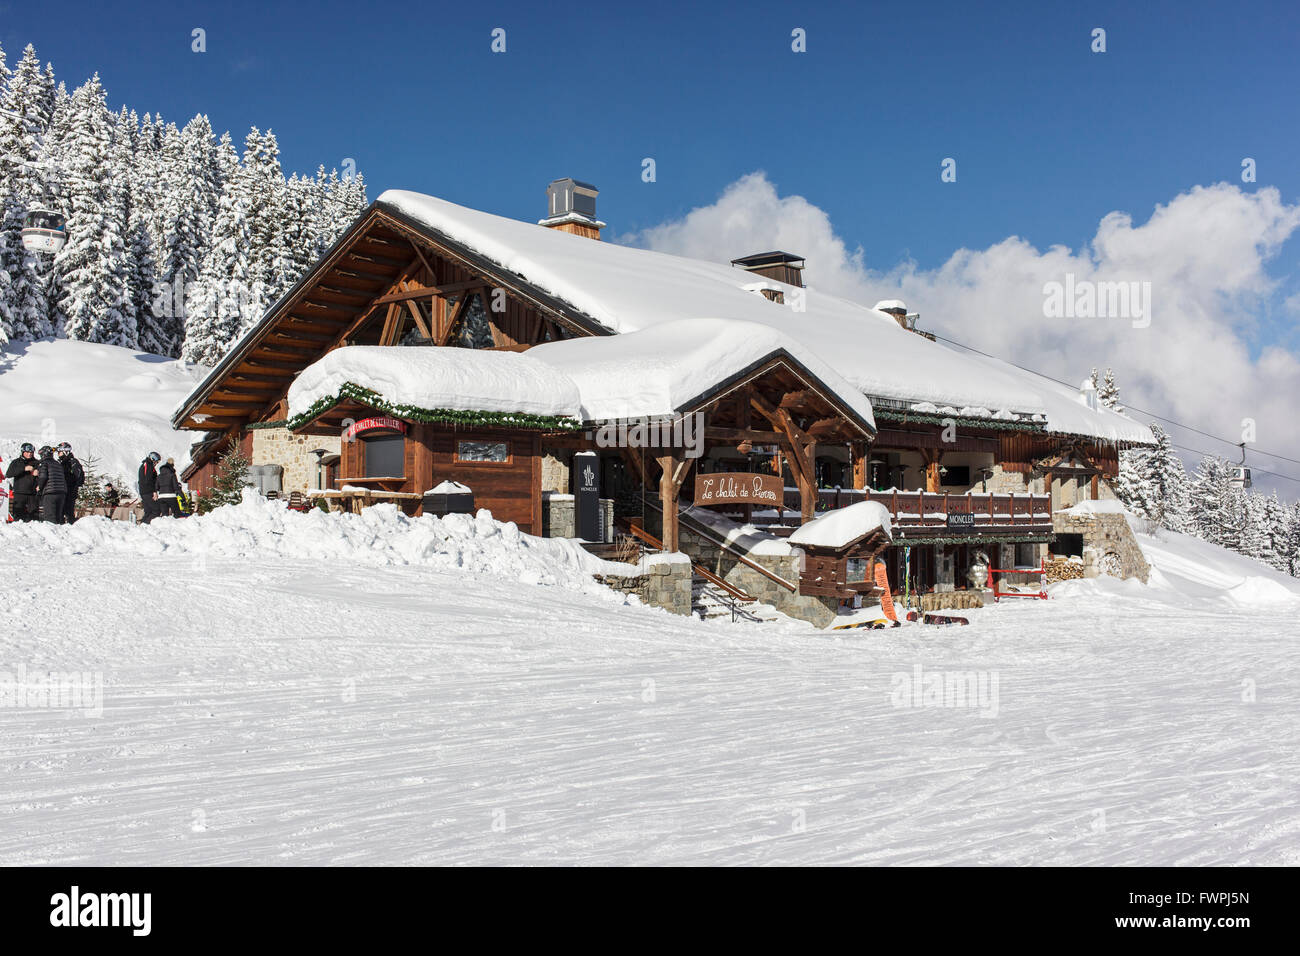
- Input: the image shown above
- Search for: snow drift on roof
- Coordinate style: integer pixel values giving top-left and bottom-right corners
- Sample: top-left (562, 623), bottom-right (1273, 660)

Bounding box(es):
top-left (287, 346), bottom-right (583, 422)
top-left (788, 501), bottom-right (893, 550)
top-left (378, 189), bottom-right (1151, 444)
top-left (530, 318), bottom-right (876, 427)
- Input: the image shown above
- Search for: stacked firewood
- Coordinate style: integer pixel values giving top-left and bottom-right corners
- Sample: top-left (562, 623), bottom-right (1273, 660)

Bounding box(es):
top-left (1044, 556), bottom-right (1085, 582)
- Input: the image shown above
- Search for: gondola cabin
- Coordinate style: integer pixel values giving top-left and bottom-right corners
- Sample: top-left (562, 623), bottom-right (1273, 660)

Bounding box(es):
top-left (21, 209), bottom-right (67, 254)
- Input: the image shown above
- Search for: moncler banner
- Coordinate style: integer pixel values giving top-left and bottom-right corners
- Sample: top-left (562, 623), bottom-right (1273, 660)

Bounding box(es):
top-left (573, 451), bottom-right (601, 542)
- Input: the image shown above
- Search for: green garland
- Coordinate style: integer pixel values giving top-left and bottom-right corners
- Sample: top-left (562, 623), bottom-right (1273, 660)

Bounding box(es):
top-left (284, 382), bottom-right (583, 433)
top-left (873, 408), bottom-right (1042, 432)
top-left (891, 531), bottom-right (1053, 545)
top-left (246, 419), bottom-right (289, 431)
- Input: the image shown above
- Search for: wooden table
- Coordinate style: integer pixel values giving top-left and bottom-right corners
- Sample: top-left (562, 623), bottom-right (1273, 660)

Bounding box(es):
top-left (310, 488), bottom-right (423, 514)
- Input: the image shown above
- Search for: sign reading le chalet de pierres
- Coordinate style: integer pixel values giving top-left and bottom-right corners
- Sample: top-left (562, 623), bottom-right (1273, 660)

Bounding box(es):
top-left (694, 472), bottom-right (783, 506)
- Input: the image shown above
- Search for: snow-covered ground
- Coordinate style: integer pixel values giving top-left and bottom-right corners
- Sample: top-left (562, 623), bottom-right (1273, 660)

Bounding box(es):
top-left (0, 339), bottom-right (207, 486)
top-left (1, 499), bottom-right (1296, 865)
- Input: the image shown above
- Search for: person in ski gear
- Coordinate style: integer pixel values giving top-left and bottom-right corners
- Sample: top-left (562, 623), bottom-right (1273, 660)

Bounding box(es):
top-left (36, 445), bottom-right (67, 523)
top-left (103, 482), bottom-right (121, 510)
top-left (58, 442), bottom-right (84, 525)
top-left (4, 443), bottom-right (40, 522)
top-left (138, 451), bottom-right (161, 524)
top-left (156, 458), bottom-right (182, 518)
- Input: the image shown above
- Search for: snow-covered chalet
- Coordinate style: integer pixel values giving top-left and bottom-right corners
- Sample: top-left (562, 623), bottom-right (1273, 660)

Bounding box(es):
top-left (173, 179), bottom-right (1154, 624)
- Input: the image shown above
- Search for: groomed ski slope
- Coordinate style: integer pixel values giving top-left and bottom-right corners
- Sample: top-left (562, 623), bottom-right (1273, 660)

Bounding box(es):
top-left (0, 339), bottom-right (207, 485)
top-left (0, 501), bottom-right (1296, 865)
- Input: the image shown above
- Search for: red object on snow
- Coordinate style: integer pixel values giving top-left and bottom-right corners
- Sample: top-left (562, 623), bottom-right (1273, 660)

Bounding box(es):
top-left (987, 561), bottom-right (1048, 601)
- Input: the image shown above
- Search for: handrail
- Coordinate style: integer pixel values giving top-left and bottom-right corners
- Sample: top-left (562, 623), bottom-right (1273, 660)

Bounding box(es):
top-left (638, 496), bottom-right (800, 593)
top-left (625, 522), bottom-right (755, 602)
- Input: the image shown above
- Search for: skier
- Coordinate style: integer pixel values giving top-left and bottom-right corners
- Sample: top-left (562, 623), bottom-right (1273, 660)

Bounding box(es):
top-left (4, 443), bottom-right (41, 522)
top-left (138, 451), bottom-right (161, 524)
top-left (36, 445), bottom-right (67, 523)
top-left (156, 458), bottom-right (182, 518)
top-left (58, 442), bottom-right (85, 525)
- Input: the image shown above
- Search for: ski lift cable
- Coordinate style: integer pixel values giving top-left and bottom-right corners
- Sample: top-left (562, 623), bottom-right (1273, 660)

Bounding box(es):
top-left (1169, 442), bottom-right (1300, 485)
top-left (930, 332), bottom-right (1300, 466)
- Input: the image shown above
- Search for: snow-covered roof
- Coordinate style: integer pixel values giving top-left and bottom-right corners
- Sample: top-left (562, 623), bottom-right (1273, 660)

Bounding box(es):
top-left (787, 500), bottom-right (894, 550)
top-left (530, 318), bottom-right (876, 429)
top-left (286, 346), bottom-right (583, 423)
top-left (378, 189), bottom-right (1153, 445)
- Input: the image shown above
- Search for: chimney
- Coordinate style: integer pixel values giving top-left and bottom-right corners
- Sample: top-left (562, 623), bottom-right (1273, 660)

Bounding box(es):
top-left (730, 251), bottom-right (805, 289)
top-left (539, 178), bottom-right (605, 240)
top-left (873, 299), bottom-right (912, 330)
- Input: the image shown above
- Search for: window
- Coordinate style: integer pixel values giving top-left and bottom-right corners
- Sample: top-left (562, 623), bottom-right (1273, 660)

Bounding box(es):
top-left (456, 440), bottom-right (510, 463)
top-left (941, 465), bottom-right (971, 487)
top-left (363, 435), bottom-right (405, 477)
top-left (1014, 542), bottom-right (1038, 568)
top-left (452, 294), bottom-right (496, 349)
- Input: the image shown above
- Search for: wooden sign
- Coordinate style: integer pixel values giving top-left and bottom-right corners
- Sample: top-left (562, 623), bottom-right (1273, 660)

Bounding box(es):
top-left (693, 472), bottom-right (783, 507)
top-left (344, 416), bottom-right (407, 441)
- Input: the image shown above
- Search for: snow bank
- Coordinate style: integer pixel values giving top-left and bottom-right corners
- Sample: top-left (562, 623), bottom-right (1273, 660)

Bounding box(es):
top-left (0, 339), bottom-right (207, 485)
top-left (1, 490), bottom-right (631, 592)
top-left (788, 500), bottom-right (893, 549)
top-left (1135, 527), bottom-right (1300, 607)
top-left (286, 345), bottom-right (582, 422)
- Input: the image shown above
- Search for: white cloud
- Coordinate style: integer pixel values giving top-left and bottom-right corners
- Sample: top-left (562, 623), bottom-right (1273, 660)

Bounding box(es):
top-left (620, 173), bottom-right (1300, 490)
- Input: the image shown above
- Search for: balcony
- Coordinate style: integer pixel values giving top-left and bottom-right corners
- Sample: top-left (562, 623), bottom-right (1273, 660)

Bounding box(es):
top-left (776, 488), bottom-right (1054, 536)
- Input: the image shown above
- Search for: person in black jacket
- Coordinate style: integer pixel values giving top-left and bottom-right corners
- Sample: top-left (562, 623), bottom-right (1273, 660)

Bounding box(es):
top-left (138, 451), bottom-right (161, 523)
top-left (57, 442), bottom-right (85, 524)
top-left (5, 443), bottom-right (40, 522)
top-left (156, 458), bottom-right (182, 518)
top-left (36, 445), bottom-right (67, 523)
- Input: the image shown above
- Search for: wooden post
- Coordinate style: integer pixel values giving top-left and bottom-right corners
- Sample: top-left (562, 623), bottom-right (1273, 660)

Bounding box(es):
top-left (852, 442), bottom-right (868, 490)
top-left (655, 451), bottom-right (694, 552)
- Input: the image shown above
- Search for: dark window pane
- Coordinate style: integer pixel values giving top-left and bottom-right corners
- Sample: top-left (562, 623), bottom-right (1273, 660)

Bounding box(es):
top-left (364, 435), bottom-right (405, 477)
top-left (457, 440), bottom-right (508, 462)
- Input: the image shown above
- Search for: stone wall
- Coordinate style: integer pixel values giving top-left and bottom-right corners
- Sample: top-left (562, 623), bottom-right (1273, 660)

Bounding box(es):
top-left (1051, 510), bottom-right (1149, 583)
top-left (250, 427), bottom-right (340, 493)
top-left (541, 493), bottom-right (614, 542)
top-left (596, 554), bottom-right (692, 616)
top-left (674, 521), bottom-right (839, 628)
top-left (540, 448), bottom-right (574, 493)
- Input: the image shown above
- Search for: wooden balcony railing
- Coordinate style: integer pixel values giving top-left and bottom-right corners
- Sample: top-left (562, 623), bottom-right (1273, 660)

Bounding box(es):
top-left (774, 487), bottom-right (1053, 531)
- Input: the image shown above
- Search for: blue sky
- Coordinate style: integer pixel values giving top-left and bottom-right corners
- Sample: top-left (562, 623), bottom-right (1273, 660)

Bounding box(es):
top-left (4, 0), bottom-right (1297, 268)
top-left (5, 0), bottom-right (1300, 487)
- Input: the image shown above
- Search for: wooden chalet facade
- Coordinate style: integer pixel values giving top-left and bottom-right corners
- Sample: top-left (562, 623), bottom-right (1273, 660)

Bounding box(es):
top-left (174, 181), bottom-right (1151, 613)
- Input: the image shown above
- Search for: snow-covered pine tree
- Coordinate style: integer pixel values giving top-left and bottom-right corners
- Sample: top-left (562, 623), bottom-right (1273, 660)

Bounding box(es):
top-left (0, 43), bottom-right (56, 341)
top-left (183, 187), bottom-right (254, 365)
top-left (1114, 448), bottom-right (1146, 517)
top-left (1253, 491), bottom-right (1290, 573)
top-left (270, 172), bottom-right (318, 293)
top-left (1189, 456), bottom-right (1239, 548)
top-left (51, 74), bottom-right (135, 346)
top-left (157, 120), bottom-right (210, 354)
top-left (1284, 502), bottom-right (1300, 578)
top-left (1098, 369), bottom-right (1123, 413)
top-left (240, 127), bottom-right (285, 310)
top-left (1238, 491), bottom-right (1266, 562)
top-left (1135, 424), bottom-right (1189, 531)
